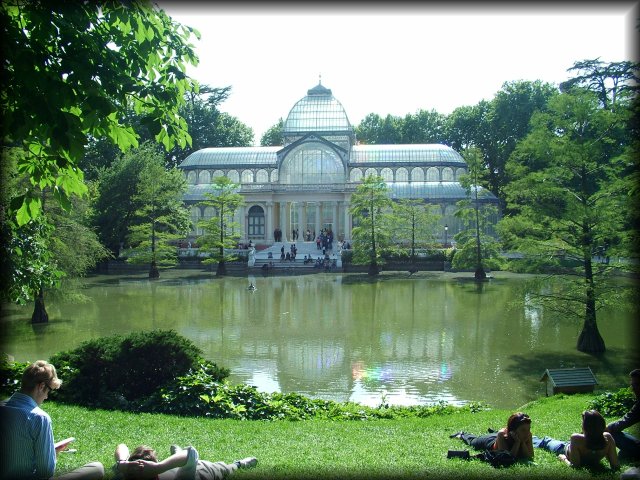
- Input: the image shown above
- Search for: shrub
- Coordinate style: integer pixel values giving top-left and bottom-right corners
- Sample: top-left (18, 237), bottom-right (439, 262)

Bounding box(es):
top-left (587, 387), bottom-right (635, 417)
top-left (0, 358), bottom-right (30, 399)
top-left (49, 330), bottom-right (228, 409)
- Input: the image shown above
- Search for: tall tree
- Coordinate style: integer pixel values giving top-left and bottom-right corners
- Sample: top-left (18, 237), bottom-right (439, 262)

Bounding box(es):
top-left (391, 199), bottom-right (441, 267)
top-left (498, 89), bottom-right (632, 353)
top-left (349, 175), bottom-right (392, 275)
top-left (125, 145), bottom-right (190, 278)
top-left (197, 176), bottom-right (244, 276)
top-left (260, 118), bottom-right (284, 146)
top-left (401, 109), bottom-right (447, 144)
top-left (560, 58), bottom-right (640, 111)
top-left (1, 1), bottom-right (199, 226)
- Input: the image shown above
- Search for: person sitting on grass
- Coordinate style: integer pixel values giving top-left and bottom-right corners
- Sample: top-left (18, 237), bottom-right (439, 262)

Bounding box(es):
top-left (606, 368), bottom-right (640, 460)
top-left (451, 411), bottom-right (534, 460)
top-left (532, 410), bottom-right (619, 470)
top-left (113, 443), bottom-right (257, 480)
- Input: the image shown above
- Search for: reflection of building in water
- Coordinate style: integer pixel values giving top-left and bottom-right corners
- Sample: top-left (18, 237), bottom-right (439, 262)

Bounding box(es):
top-left (178, 82), bottom-right (500, 245)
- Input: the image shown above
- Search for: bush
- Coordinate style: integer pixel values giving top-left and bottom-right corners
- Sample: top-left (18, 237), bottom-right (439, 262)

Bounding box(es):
top-left (0, 358), bottom-right (30, 399)
top-left (49, 330), bottom-right (228, 409)
top-left (587, 387), bottom-right (635, 417)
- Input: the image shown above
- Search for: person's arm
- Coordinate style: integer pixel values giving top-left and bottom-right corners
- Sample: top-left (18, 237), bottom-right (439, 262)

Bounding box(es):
top-left (607, 400), bottom-right (640, 433)
top-left (564, 435), bottom-right (582, 467)
top-left (495, 429), bottom-right (522, 457)
top-left (521, 430), bottom-right (534, 460)
top-left (33, 412), bottom-right (56, 479)
top-left (604, 433), bottom-right (620, 470)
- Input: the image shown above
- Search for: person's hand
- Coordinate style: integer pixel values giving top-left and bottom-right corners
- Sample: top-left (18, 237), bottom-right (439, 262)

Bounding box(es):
top-left (558, 454), bottom-right (567, 462)
top-left (509, 430), bottom-right (521, 442)
top-left (117, 460), bottom-right (144, 477)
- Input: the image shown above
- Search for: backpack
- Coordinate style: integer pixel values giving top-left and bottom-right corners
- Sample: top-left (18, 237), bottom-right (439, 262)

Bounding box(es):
top-left (473, 449), bottom-right (517, 468)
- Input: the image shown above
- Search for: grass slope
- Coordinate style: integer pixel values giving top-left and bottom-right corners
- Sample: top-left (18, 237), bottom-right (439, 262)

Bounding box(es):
top-left (49, 393), bottom-right (637, 479)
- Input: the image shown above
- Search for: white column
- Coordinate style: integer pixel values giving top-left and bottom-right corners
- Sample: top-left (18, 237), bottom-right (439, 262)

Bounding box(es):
top-left (315, 202), bottom-right (321, 237)
top-left (343, 201), bottom-right (351, 241)
top-left (266, 201), bottom-right (273, 242)
top-left (331, 202), bottom-right (338, 235)
top-left (297, 203), bottom-right (303, 241)
top-left (280, 201), bottom-right (288, 243)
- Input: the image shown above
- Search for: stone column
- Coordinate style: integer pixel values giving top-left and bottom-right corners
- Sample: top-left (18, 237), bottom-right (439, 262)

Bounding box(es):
top-left (315, 202), bottom-right (321, 238)
top-left (279, 201), bottom-right (287, 243)
top-left (331, 202), bottom-right (338, 235)
top-left (343, 201), bottom-right (351, 241)
top-left (297, 203), bottom-right (303, 241)
top-left (266, 201), bottom-right (273, 243)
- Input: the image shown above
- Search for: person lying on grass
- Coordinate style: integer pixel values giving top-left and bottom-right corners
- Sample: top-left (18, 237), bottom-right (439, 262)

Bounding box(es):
top-left (113, 443), bottom-right (257, 480)
top-left (451, 411), bottom-right (534, 460)
top-left (532, 410), bottom-right (619, 470)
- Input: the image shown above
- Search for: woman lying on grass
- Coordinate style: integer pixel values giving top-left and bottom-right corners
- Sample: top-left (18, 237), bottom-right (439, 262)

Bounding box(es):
top-left (533, 410), bottom-right (619, 470)
top-left (113, 443), bottom-right (257, 479)
top-left (451, 411), bottom-right (534, 460)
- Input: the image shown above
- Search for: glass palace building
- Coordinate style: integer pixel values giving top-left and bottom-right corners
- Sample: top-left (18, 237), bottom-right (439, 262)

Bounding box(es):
top-left (179, 82), bottom-right (499, 245)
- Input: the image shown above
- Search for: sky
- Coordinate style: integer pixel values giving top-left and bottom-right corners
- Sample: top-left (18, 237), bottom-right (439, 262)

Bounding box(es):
top-left (160, 3), bottom-right (638, 145)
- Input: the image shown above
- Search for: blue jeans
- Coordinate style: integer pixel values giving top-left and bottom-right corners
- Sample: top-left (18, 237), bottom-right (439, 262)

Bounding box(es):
top-left (610, 431), bottom-right (640, 460)
top-left (532, 435), bottom-right (567, 455)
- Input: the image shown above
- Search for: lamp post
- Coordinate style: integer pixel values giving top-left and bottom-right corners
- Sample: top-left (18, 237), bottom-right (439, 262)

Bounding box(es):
top-left (444, 224), bottom-right (448, 248)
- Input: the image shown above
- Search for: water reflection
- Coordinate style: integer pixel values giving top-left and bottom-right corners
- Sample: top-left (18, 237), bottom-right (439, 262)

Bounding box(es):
top-left (1, 272), bottom-right (637, 409)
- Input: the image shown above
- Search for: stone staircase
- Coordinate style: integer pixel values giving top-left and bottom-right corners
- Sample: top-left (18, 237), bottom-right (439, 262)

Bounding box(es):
top-left (250, 241), bottom-right (341, 272)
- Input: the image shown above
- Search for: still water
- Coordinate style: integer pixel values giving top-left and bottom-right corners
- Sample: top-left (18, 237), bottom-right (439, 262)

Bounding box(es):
top-left (1, 271), bottom-right (637, 409)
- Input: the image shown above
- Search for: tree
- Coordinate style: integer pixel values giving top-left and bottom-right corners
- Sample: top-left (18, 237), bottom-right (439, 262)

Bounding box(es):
top-left (391, 199), bottom-right (441, 267)
top-left (260, 118), bottom-right (284, 146)
top-left (560, 58), bottom-right (640, 111)
top-left (349, 175), bottom-right (392, 275)
top-left (456, 147), bottom-right (500, 279)
top-left (197, 176), bottom-right (244, 276)
top-left (498, 89), bottom-right (632, 353)
top-left (125, 144), bottom-right (190, 278)
top-left (401, 109), bottom-right (447, 144)
top-left (1, 1), bottom-right (199, 227)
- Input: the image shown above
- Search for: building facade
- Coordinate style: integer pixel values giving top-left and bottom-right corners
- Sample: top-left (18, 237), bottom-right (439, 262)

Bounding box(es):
top-left (179, 82), bottom-right (498, 245)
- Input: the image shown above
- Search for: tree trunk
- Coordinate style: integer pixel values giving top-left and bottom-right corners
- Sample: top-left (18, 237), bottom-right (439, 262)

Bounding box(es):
top-left (149, 260), bottom-right (160, 279)
top-left (31, 287), bottom-right (49, 324)
top-left (368, 262), bottom-right (379, 276)
top-left (216, 260), bottom-right (227, 276)
top-left (474, 266), bottom-right (486, 280)
top-left (577, 262), bottom-right (605, 353)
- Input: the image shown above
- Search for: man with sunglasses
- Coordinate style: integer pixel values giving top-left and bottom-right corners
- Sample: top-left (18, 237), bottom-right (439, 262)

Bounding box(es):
top-left (0, 360), bottom-right (104, 479)
top-left (607, 368), bottom-right (640, 461)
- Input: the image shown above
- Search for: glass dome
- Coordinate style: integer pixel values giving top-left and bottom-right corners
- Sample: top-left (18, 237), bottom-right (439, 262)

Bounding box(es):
top-left (283, 83), bottom-right (353, 134)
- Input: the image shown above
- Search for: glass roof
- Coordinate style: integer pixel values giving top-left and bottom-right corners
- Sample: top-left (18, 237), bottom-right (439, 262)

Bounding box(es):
top-left (351, 144), bottom-right (466, 165)
top-left (180, 147), bottom-right (279, 168)
top-left (388, 182), bottom-right (497, 200)
top-left (284, 83), bottom-right (353, 134)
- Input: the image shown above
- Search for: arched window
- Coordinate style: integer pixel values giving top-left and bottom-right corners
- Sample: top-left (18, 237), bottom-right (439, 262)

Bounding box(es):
top-left (186, 171), bottom-right (197, 184)
top-left (364, 168), bottom-right (378, 179)
top-left (228, 170), bottom-right (240, 183)
top-left (198, 170), bottom-right (211, 184)
top-left (241, 169), bottom-right (254, 183)
top-left (212, 169), bottom-right (224, 180)
top-left (279, 142), bottom-right (345, 184)
top-left (427, 167), bottom-right (439, 182)
top-left (442, 167), bottom-right (454, 181)
top-left (271, 170), bottom-right (279, 183)
top-left (350, 168), bottom-right (363, 183)
top-left (380, 167), bottom-right (393, 182)
top-left (455, 167), bottom-right (466, 181)
top-left (396, 168), bottom-right (408, 182)
top-left (248, 205), bottom-right (265, 238)
top-left (256, 169), bottom-right (269, 183)
top-left (203, 206), bottom-right (216, 224)
top-left (411, 167), bottom-right (424, 182)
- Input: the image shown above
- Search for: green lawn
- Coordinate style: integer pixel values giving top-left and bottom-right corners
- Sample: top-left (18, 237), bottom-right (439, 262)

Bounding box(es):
top-left (50, 393), bottom-right (637, 479)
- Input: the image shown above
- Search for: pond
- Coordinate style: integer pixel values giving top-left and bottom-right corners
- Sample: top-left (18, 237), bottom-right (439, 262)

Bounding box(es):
top-left (1, 270), bottom-right (637, 410)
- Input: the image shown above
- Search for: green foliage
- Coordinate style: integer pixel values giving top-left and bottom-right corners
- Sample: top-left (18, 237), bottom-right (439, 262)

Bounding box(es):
top-left (350, 175), bottom-right (393, 273)
top-left (49, 330), bottom-right (224, 409)
top-left (260, 118), bottom-right (284, 146)
top-left (390, 199), bottom-right (441, 261)
top-left (1, 1), bottom-right (199, 226)
top-left (197, 176), bottom-right (244, 268)
top-left (125, 143), bottom-right (190, 270)
top-left (0, 358), bottom-right (30, 399)
top-left (587, 388), bottom-right (636, 417)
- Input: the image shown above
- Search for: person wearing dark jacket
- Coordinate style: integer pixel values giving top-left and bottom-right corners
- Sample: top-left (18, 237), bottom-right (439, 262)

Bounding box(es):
top-left (607, 369), bottom-right (640, 460)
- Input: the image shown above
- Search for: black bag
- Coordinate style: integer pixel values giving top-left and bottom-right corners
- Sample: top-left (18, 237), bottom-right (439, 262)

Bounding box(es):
top-left (473, 449), bottom-right (517, 468)
top-left (447, 450), bottom-right (470, 460)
